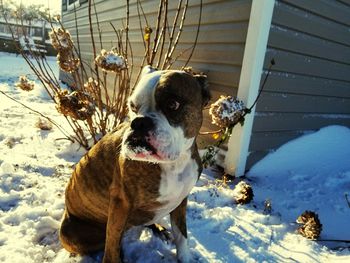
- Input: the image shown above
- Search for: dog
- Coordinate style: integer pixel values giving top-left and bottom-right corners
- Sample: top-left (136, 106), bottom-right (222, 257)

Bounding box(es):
top-left (59, 66), bottom-right (210, 263)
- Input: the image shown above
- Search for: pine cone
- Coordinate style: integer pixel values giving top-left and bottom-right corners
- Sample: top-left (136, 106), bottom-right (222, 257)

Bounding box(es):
top-left (296, 211), bottom-right (322, 240)
top-left (233, 181), bottom-right (254, 205)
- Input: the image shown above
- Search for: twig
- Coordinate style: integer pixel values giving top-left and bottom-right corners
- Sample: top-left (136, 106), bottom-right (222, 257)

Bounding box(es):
top-left (199, 129), bottom-right (223, 135)
top-left (156, 0), bottom-right (168, 68)
top-left (165, 0), bottom-right (189, 67)
top-left (0, 90), bottom-right (73, 141)
top-left (345, 193), bottom-right (350, 208)
top-left (92, 0), bottom-right (103, 51)
top-left (73, 3), bottom-right (86, 82)
top-left (162, 0), bottom-right (183, 69)
top-left (150, 0), bottom-right (164, 65)
top-left (246, 59), bottom-right (276, 112)
top-left (136, 0), bottom-right (146, 50)
top-left (183, 0), bottom-right (202, 68)
top-left (166, 44), bottom-right (193, 69)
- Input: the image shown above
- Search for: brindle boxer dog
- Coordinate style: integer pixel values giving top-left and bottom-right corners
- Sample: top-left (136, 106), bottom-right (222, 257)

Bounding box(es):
top-left (59, 66), bottom-right (210, 263)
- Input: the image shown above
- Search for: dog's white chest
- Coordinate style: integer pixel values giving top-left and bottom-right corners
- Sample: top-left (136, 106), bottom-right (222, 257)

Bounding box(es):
top-left (149, 157), bottom-right (198, 223)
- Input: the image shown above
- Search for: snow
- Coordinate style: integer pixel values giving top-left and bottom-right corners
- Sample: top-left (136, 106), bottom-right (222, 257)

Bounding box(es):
top-left (0, 52), bottom-right (349, 262)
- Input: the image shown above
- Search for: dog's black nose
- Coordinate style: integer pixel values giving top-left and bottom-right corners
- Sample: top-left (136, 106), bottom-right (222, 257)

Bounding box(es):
top-left (130, 117), bottom-right (154, 133)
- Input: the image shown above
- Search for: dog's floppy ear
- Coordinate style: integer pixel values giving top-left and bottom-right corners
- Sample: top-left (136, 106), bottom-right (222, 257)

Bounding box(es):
top-left (194, 74), bottom-right (211, 107)
top-left (141, 65), bottom-right (157, 77)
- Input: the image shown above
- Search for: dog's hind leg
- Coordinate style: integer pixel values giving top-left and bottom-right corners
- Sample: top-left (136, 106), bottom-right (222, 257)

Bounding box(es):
top-left (59, 210), bottom-right (106, 255)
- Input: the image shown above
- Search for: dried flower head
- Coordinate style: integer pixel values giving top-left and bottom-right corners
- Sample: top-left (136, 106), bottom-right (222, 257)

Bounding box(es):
top-left (35, 118), bottom-right (53, 131)
top-left (202, 145), bottom-right (219, 168)
top-left (15, 75), bottom-right (34, 91)
top-left (233, 181), bottom-right (254, 205)
top-left (55, 90), bottom-right (95, 121)
top-left (296, 211), bottom-right (322, 240)
top-left (83, 77), bottom-right (99, 98)
top-left (49, 27), bottom-right (73, 51)
top-left (95, 49), bottom-right (127, 73)
top-left (209, 95), bottom-right (245, 128)
top-left (57, 51), bottom-right (80, 73)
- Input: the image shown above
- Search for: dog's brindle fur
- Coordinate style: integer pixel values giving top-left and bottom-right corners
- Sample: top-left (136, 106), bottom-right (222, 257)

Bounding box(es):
top-left (59, 69), bottom-right (210, 263)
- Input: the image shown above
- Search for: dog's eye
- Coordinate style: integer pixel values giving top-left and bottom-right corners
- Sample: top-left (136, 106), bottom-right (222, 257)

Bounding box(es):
top-left (129, 101), bottom-right (138, 113)
top-left (168, 100), bottom-right (180, 111)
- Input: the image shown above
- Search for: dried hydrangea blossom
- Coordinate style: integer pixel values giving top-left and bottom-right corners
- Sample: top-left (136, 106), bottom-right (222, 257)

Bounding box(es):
top-left (83, 78), bottom-right (99, 98)
top-left (95, 49), bottom-right (127, 73)
top-left (15, 75), bottom-right (34, 91)
top-left (57, 51), bottom-right (80, 73)
top-left (209, 95), bottom-right (245, 128)
top-left (55, 90), bottom-right (95, 121)
top-left (35, 118), bottom-right (53, 131)
top-left (49, 28), bottom-right (73, 51)
top-left (232, 181), bottom-right (254, 205)
top-left (296, 211), bottom-right (322, 240)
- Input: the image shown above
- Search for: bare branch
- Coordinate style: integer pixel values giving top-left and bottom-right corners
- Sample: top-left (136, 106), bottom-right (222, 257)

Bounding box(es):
top-left (0, 89), bottom-right (73, 141)
top-left (162, 0), bottom-right (183, 69)
top-left (164, 0), bottom-right (188, 67)
top-left (183, 0), bottom-right (202, 68)
top-left (150, 0), bottom-right (164, 65)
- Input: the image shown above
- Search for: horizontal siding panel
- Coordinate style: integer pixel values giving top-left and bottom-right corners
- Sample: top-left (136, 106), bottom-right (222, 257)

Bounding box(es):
top-left (249, 130), bottom-right (308, 151)
top-left (63, 0), bottom-right (251, 28)
top-left (68, 22), bottom-right (249, 45)
top-left (268, 25), bottom-right (350, 65)
top-left (261, 72), bottom-right (350, 99)
top-left (253, 112), bottom-right (350, 132)
top-left (264, 49), bottom-right (350, 82)
top-left (273, 1), bottom-right (350, 46)
top-left (338, 0), bottom-right (350, 6)
top-left (282, 0), bottom-right (350, 26)
top-left (256, 92), bottom-right (350, 114)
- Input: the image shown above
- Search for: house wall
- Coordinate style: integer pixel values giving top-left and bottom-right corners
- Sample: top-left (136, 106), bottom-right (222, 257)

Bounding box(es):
top-left (247, 0), bottom-right (350, 169)
top-left (61, 0), bottom-right (252, 147)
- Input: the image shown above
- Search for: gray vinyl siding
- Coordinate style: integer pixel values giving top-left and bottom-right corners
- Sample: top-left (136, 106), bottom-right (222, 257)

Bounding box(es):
top-left (61, 0), bottom-right (252, 148)
top-left (247, 0), bottom-right (350, 169)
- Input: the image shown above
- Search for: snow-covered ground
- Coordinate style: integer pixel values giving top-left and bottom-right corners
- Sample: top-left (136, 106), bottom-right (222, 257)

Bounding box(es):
top-left (0, 52), bottom-right (349, 262)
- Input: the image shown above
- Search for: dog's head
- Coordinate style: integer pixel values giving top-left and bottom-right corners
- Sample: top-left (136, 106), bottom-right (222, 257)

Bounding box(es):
top-left (121, 66), bottom-right (210, 163)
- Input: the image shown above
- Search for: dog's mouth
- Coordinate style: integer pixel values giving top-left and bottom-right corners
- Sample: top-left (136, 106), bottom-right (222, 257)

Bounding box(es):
top-left (125, 134), bottom-right (162, 160)
top-left (124, 131), bottom-right (179, 162)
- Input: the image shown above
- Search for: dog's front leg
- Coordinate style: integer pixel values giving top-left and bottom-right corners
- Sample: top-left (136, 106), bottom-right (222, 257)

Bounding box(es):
top-left (103, 186), bottom-right (130, 263)
top-left (170, 198), bottom-right (192, 263)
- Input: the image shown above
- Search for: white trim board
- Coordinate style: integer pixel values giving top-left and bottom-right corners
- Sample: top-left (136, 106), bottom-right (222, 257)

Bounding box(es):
top-left (224, 0), bottom-right (275, 176)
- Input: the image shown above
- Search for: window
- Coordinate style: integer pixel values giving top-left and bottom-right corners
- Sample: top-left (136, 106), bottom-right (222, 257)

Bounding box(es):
top-left (68, 0), bottom-right (80, 11)
top-left (0, 23), bottom-right (7, 34)
top-left (32, 27), bottom-right (42, 37)
top-left (62, 0), bottom-right (88, 12)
